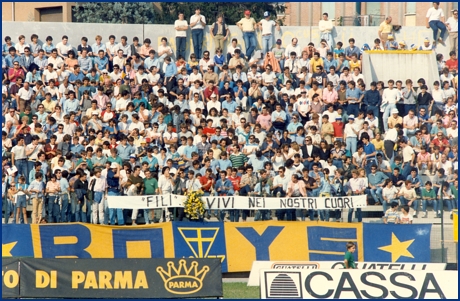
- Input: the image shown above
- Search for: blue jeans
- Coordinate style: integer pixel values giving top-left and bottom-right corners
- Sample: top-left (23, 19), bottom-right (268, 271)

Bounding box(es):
top-left (176, 36), bottom-right (186, 60)
top-left (262, 34), bottom-right (273, 54)
top-left (108, 190), bottom-right (124, 225)
top-left (404, 104), bottom-right (416, 116)
top-left (443, 199), bottom-right (455, 211)
top-left (346, 137), bottom-right (357, 156)
top-left (229, 210), bottom-right (240, 222)
top-left (429, 20), bottom-right (447, 41)
top-left (422, 199), bottom-right (438, 213)
top-left (347, 103), bottom-right (359, 116)
top-left (369, 187), bottom-right (384, 204)
top-left (191, 29), bottom-right (204, 59)
top-left (367, 106), bottom-right (380, 122)
top-left (60, 194), bottom-right (69, 223)
top-left (399, 197), bottom-right (419, 213)
top-left (4, 199), bottom-right (14, 224)
top-left (348, 208), bottom-right (362, 222)
top-left (47, 196), bottom-right (60, 223)
top-left (243, 31), bottom-right (257, 58)
top-left (320, 32), bottom-right (333, 48)
top-left (383, 103), bottom-right (396, 132)
top-left (15, 159), bottom-right (29, 184)
top-left (333, 159), bottom-right (343, 169)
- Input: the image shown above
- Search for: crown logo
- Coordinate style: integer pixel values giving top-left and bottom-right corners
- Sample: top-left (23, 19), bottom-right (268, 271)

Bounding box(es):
top-left (156, 260), bottom-right (210, 294)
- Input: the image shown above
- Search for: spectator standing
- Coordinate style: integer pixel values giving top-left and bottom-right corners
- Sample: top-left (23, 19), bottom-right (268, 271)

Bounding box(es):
top-left (174, 12), bottom-right (188, 61)
top-left (236, 10), bottom-right (257, 60)
top-left (190, 7), bottom-right (206, 60)
top-left (319, 13), bottom-right (334, 48)
top-left (426, 2), bottom-right (447, 45)
top-left (258, 11), bottom-right (279, 55)
top-left (445, 9), bottom-right (458, 55)
top-left (210, 14), bottom-right (230, 54)
top-left (378, 16), bottom-right (393, 49)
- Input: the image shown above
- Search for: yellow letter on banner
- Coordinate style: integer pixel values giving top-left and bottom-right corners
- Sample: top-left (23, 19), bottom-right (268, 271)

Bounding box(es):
top-left (224, 221), bottom-right (363, 272)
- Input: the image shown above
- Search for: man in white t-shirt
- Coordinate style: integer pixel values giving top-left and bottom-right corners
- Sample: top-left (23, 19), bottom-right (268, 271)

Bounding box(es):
top-left (190, 7), bottom-right (206, 60)
top-left (319, 12), bottom-right (334, 47)
top-left (174, 12), bottom-right (188, 60)
top-left (426, 2), bottom-right (447, 45)
top-left (258, 11), bottom-right (279, 55)
top-left (55, 35), bottom-right (72, 59)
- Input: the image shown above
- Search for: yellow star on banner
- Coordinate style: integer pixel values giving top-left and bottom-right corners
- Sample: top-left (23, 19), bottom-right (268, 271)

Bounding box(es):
top-left (378, 233), bottom-right (414, 262)
top-left (2, 241), bottom-right (17, 257)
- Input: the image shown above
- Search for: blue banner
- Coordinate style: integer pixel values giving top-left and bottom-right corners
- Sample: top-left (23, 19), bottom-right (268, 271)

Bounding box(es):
top-left (363, 223), bottom-right (432, 262)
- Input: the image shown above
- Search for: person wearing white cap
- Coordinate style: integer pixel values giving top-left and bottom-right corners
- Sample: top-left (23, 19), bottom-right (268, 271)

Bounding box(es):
top-left (388, 108), bottom-right (402, 130)
top-left (398, 40), bottom-right (407, 50)
top-left (319, 13), bottom-right (334, 48)
top-left (385, 34), bottom-right (398, 51)
top-left (419, 37), bottom-right (434, 51)
top-left (206, 92), bottom-right (221, 113)
top-left (258, 11), bottom-right (279, 55)
top-left (343, 114), bottom-right (358, 155)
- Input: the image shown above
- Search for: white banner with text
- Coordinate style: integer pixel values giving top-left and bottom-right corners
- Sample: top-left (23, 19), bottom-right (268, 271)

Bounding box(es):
top-left (106, 194), bottom-right (367, 210)
top-left (260, 269), bottom-right (458, 299)
top-left (248, 261), bottom-right (447, 286)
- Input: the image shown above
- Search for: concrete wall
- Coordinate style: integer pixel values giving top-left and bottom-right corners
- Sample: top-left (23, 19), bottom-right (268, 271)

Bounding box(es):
top-left (2, 21), bottom-right (452, 59)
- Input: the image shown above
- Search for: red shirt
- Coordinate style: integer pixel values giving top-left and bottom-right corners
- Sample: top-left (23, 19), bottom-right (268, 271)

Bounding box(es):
top-left (203, 127), bottom-right (216, 137)
top-left (332, 121), bottom-right (344, 138)
top-left (432, 137), bottom-right (449, 152)
top-left (446, 58), bottom-right (458, 72)
top-left (200, 175), bottom-right (214, 192)
top-left (203, 86), bottom-right (219, 100)
top-left (228, 176), bottom-right (241, 191)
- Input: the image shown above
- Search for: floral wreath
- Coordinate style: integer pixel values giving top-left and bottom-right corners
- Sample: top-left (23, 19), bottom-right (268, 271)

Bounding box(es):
top-left (184, 190), bottom-right (206, 220)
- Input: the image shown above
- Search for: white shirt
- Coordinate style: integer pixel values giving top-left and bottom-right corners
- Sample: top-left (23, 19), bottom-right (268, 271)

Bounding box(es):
top-left (426, 7), bottom-right (444, 22)
top-left (284, 44), bottom-right (301, 58)
top-left (15, 43), bottom-right (30, 55)
top-left (105, 42), bottom-right (118, 56)
top-left (47, 56), bottom-right (63, 69)
top-left (42, 69), bottom-right (58, 82)
top-left (261, 72), bottom-right (277, 84)
top-left (55, 42), bottom-right (72, 56)
top-left (382, 88), bottom-right (400, 104)
top-left (190, 14), bottom-right (206, 30)
top-left (17, 87), bottom-right (33, 100)
top-left (446, 16), bottom-right (458, 32)
top-left (174, 19), bottom-right (188, 37)
top-left (260, 19), bottom-right (276, 35)
top-left (319, 20), bottom-right (334, 34)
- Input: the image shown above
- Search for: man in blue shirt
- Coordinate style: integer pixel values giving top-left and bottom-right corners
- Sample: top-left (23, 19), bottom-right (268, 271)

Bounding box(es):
top-left (215, 151), bottom-right (232, 173)
top-left (164, 57), bottom-right (177, 99)
top-left (4, 47), bottom-right (21, 69)
top-left (94, 50), bottom-right (109, 72)
top-left (144, 50), bottom-right (160, 71)
top-left (183, 137), bottom-right (198, 160)
top-left (345, 80), bottom-right (361, 116)
top-left (361, 133), bottom-right (376, 175)
top-left (344, 38), bottom-right (361, 61)
top-left (367, 164), bottom-right (388, 205)
top-left (116, 136), bottom-right (134, 162)
top-left (324, 52), bottom-right (337, 74)
top-left (271, 103), bottom-right (287, 131)
top-left (222, 95), bottom-right (237, 114)
top-left (68, 65), bottom-right (85, 84)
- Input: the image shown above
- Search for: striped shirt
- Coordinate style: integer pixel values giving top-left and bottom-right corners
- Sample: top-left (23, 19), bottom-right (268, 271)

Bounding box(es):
top-left (230, 152), bottom-right (247, 168)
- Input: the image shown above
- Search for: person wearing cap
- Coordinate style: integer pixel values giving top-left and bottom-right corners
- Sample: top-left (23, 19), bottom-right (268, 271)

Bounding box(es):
top-left (445, 9), bottom-right (458, 55)
top-left (237, 10), bottom-right (257, 60)
top-left (385, 35), bottom-right (398, 51)
top-left (258, 11), bottom-right (279, 55)
top-left (343, 114), bottom-right (358, 155)
top-left (426, 2), bottom-right (447, 45)
top-left (378, 16), bottom-right (393, 49)
top-left (388, 108), bottom-right (402, 130)
top-left (419, 37), bottom-right (434, 51)
top-left (398, 40), bottom-right (407, 50)
top-left (319, 12), bottom-right (334, 48)
top-left (190, 7), bottom-right (206, 60)
top-left (271, 39), bottom-right (285, 70)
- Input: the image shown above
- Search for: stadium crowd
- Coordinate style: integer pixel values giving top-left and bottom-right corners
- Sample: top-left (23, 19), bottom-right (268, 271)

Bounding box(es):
top-left (1, 5), bottom-right (458, 226)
